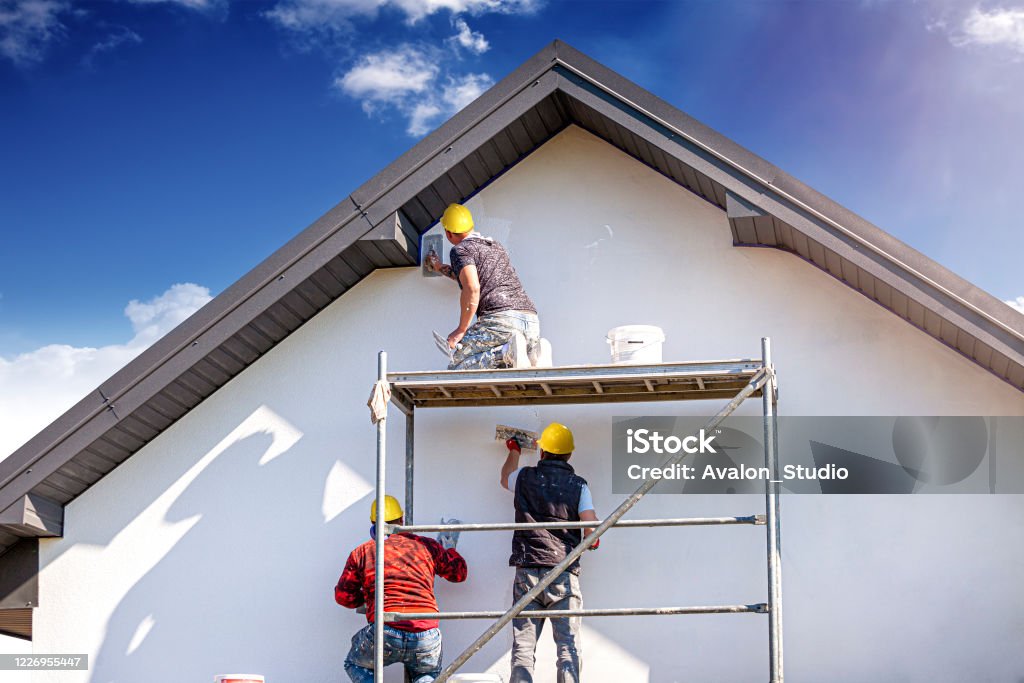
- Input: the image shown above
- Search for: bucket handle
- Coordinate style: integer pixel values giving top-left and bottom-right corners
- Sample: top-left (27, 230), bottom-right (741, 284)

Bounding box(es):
top-left (606, 337), bottom-right (663, 353)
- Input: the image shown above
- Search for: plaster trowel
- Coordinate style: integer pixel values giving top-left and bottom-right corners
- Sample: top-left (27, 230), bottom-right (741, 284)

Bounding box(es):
top-left (495, 425), bottom-right (539, 450)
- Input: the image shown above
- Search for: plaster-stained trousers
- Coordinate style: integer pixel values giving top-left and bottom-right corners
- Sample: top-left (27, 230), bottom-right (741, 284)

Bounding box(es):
top-left (448, 311), bottom-right (540, 370)
top-left (509, 567), bottom-right (582, 683)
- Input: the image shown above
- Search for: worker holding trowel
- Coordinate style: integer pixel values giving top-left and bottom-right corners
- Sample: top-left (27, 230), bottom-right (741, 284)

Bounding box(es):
top-left (425, 203), bottom-right (540, 370)
top-left (500, 423), bottom-right (598, 683)
top-left (335, 495), bottom-right (467, 682)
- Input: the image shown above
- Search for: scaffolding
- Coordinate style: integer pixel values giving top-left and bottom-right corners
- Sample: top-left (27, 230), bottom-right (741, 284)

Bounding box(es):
top-left (370, 338), bottom-right (783, 682)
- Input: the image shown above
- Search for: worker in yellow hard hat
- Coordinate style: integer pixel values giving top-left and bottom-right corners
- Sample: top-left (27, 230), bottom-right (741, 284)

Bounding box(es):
top-left (335, 495), bottom-right (468, 682)
top-left (499, 422), bottom-right (599, 683)
top-left (425, 202), bottom-right (542, 370)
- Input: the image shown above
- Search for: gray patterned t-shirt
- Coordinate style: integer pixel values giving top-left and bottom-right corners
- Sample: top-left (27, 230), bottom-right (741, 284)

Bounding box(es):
top-left (450, 235), bottom-right (536, 317)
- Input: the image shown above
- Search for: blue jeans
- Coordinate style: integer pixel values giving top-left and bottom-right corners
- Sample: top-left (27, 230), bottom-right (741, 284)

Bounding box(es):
top-left (344, 624), bottom-right (443, 683)
top-left (449, 310), bottom-right (541, 370)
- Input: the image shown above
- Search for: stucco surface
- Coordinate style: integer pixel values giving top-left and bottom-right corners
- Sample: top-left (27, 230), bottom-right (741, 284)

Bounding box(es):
top-left (35, 126), bottom-right (1024, 682)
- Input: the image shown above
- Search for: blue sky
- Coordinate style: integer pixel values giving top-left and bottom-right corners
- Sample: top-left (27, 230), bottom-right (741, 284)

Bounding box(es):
top-left (1, 0), bottom-right (1024, 452)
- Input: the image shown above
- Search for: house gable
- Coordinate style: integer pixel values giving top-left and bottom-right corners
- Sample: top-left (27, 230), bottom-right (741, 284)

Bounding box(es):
top-left (1, 40), bottom-right (1022, 606)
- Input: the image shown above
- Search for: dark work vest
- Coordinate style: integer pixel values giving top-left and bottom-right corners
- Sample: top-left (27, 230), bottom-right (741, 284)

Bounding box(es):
top-left (509, 459), bottom-right (587, 575)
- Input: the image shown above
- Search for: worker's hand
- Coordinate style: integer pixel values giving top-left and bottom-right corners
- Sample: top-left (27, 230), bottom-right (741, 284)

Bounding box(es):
top-left (437, 518), bottom-right (461, 550)
top-left (447, 328), bottom-right (466, 349)
top-left (506, 437), bottom-right (522, 454)
top-left (424, 251), bottom-right (441, 272)
top-left (589, 538), bottom-right (601, 551)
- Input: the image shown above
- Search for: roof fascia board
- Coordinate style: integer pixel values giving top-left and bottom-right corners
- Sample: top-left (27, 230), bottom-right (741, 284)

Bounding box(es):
top-left (726, 191), bottom-right (769, 220)
top-left (358, 210), bottom-right (419, 266)
top-left (0, 192), bottom-right (363, 472)
top-left (0, 41), bottom-right (567, 513)
top-left (551, 46), bottom-right (1024, 342)
top-left (551, 42), bottom-right (783, 186)
top-left (0, 539), bottom-right (38, 610)
top-left (0, 494), bottom-right (63, 537)
top-left (0, 203), bottom-right (377, 513)
top-left (551, 73), bottom-right (1024, 368)
top-left (5, 38), bottom-right (1024, 529)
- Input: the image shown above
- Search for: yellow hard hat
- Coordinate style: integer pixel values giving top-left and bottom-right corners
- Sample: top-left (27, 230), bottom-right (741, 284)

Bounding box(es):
top-left (370, 495), bottom-right (403, 523)
top-left (440, 203), bottom-right (474, 234)
top-left (537, 422), bottom-right (575, 455)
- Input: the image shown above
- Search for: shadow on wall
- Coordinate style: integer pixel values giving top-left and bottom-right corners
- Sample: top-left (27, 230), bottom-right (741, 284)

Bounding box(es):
top-left (87, 427), bottom-right (377, 681)
top-left (79, 414), bottom-right (770, 681)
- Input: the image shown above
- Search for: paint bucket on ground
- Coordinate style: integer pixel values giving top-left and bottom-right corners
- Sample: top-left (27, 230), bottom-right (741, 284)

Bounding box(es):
top-left (214, 676), bottom-right (264, 683)
top-left (449, 675), bottom-right (503, 682)
top-left (607, 325), bottom-right (665, 364)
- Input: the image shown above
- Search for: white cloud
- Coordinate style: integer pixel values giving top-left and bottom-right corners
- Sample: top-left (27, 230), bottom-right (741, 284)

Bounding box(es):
top-left (123, 282), bottom-right (211, 338)
top-left (83, 27), bottom-right (142, 66)
top-left (265, 0), bottom-right (379, 33)
top-left (266, 0), bottom-right (536, 31)
top-left (267, 0), bottom-right (521, 133)
top-left (441, 71), bottom-right (492, 109)
top-left (0, 0), bottom-right (69, 66)
top-left (944, 6), bottom-right (1024, 55)
top-left (450, 16), bottom-right (488, 53)
top-left (0, 0), bottom-right (221, 67)
top-left (335, 44), bottom-right (492, 135)
top-left (0, 283), bottom-right (213, 460)
top-left (1006, 296), bottom-right (1024, 314)
top-left (336, 45), bottom-right (439, 108)
top-left (392, 0), bottom-right (537, 22)
top-left (123, 0), bottom-right (224, 9)
top-left (407, 101), bottom-right (443, 135)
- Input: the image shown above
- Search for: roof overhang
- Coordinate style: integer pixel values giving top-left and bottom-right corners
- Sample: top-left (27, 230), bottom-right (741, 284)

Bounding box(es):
top-left (2, 41), bottom-right (1023, 637)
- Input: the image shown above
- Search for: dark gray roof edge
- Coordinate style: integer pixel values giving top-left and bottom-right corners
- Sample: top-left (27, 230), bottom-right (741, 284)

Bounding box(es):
top-left (3, 38), bottom-right (1023, 502)
top-left (0, 195), bottom-right (368, 478)
top-left (0, 41), bottom-right (565, 482)
top-left (549, 42), bottom-right (1024, 341)
top-left (1, 199), bottom-right (365, 467)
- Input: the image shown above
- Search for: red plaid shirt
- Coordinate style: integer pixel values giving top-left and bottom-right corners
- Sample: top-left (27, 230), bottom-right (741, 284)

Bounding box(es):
top-left (335, 532), bottom-right (467, 632)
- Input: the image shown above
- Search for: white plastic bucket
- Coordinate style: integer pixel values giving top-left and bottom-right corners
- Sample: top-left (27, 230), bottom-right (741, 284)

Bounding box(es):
top-left (606, 325), bottom-right (665, 365)
top-left (449, 675), bottom-right (504, 682)
top-left (214, 676), bottom-right (264, 683)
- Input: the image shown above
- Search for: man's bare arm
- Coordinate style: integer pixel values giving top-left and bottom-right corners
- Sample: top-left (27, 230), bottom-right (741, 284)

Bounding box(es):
top-left (447, 264), bottom-right (480, 348)
top-left (579, 509), bottom-right (598, 539)
top-left (500, 439), bottom-right (522, 489)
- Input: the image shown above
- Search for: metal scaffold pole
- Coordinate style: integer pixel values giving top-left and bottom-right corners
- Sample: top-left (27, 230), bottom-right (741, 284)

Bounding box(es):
top-left (373, 351), bottom-right (387, 683)
top-left (372, 343), bottom-right (784, 681)
top-left (762, 337), bottom-right (784, 682)
top-left (432, 364), bottom-right (770, 682)
top-left (405, 410), bottom-right (415, 525)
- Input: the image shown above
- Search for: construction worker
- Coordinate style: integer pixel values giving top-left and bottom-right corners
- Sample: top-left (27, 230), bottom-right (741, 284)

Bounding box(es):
top-left (425, 202), bottom-right (540, 370)
top-left (335, 495), bottom-right (468, 683)
top-left (500, 423), bottom-right (599, 683)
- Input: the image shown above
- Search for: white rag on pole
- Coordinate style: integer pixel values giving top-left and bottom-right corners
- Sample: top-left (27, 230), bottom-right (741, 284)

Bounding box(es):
top-left (367, 380), bottom-right (391, 424)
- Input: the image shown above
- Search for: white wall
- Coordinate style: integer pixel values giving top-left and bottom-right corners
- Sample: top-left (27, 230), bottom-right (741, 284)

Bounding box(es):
top-left (34, 126), bottom-right (1024, 683)
top-left (0, 633), bottom-right (31, 683)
